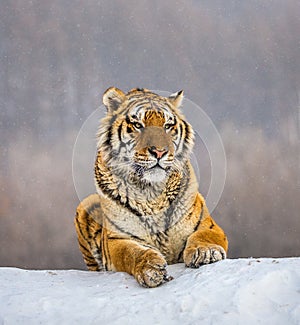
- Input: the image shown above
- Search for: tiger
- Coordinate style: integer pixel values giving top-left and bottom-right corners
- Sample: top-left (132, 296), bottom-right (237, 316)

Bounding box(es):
top-left (74, 87), bottom-right (228, 288)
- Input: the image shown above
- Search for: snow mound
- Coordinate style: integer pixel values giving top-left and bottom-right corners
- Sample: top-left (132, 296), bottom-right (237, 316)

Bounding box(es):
top-left (0, 258), bottom-right (299, 324)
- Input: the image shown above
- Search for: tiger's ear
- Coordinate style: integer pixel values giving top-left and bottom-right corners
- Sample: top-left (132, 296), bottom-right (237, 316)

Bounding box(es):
top-left (103, 87), bottom-right (126, 113)
top-left (169, 90), bottom-right (184, 109)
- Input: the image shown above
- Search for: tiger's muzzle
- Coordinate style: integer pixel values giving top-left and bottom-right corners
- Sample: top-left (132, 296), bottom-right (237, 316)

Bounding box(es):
top-left (133, 126), bottom-right (175, 181)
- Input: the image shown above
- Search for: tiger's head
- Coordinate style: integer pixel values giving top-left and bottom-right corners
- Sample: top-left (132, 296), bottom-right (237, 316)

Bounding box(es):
top-left (97, 87), bottom-right (194, 184)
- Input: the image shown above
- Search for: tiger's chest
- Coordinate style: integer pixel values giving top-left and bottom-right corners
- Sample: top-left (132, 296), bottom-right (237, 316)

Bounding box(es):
top-left (100, 190), bottom-right (201, 264)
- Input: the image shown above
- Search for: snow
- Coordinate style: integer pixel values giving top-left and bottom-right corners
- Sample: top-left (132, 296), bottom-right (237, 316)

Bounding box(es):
top-left (0, 258), bottom-right (299, 325)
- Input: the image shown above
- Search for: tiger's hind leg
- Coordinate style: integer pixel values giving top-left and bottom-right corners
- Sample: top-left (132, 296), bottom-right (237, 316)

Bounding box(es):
top-left (74, 194), bottom-right (104, 271)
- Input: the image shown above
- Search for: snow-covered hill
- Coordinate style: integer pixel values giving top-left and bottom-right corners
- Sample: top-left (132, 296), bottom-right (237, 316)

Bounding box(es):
top-left (0, 258), bottom-right (299, 324)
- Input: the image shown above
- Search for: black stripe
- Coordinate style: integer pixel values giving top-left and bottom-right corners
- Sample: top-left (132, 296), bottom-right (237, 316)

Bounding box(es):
top-left (125, 98), bottom-right (147, 112)
top-left (85, 259), bottom-right (99, 268)
top-left (105, 215), bottom-right (144, 242)
top-left (182, 120), bottom-right (190, 136)
top-left (175, 120), bottom-right (192, 160)
top-left (182, 120), bottom-right (193, 150)
top-left (85, 203), bottom-right (101, 216)
top-left (172, 122), bottom-right (182, 152)
top-left (170, 116), bottom-right (177, 127)
top-left (75, 217), bottom-right (91, 246)
top-left (125, 100), bottom-right (137, 111)
top-left (79, 241), bottom-right (91, 255)
top-left (117, 122), bottom-right (123, 143)
top-left (94, 227), bottom-right (102, 239)
top-left (101, 232), bottom-right (109, 271)
top-left (102, 114), bottom-right (118, 148)
top-left (177, 244), bottom-right (186, 262)
top-left (116, 123), bottom-right (128, 153)
top-left (107, 236), bottom-right (128, 241)
top-left (125, 115), bottom-right (132, 125)
top-left (135, 103), bottom-right (147, 116)
top-left (85, 255), bottom-right (97, 263)
top-left (194, 200), bottom-right (204, 231)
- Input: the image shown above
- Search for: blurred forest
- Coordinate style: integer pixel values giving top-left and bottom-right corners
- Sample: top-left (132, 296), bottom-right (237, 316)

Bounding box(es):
top-left (0, 0), bottom-right (299, 269)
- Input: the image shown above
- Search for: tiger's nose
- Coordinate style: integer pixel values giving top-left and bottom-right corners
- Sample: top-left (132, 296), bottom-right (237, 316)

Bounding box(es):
top-left (148, 146), bottom-right (168, 159)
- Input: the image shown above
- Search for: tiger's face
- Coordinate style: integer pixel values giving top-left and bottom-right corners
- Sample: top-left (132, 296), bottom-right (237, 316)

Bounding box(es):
top-left (98, 87), bottom-right (194, 184)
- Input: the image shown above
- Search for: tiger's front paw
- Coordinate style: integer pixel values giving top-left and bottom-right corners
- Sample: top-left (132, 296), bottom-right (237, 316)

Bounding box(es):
top-left (183, 244), bottom-right (226, 268)
top-left (134, 250), bottom-right (173, 288)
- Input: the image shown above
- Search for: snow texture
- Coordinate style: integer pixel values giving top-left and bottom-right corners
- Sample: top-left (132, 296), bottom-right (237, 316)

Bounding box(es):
top-left (0, 258), bottom-right (299, 324)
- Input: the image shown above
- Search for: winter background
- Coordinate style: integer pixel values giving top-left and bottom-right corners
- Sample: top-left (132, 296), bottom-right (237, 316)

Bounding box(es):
top-left (0, 1), bottom-right (299, 323)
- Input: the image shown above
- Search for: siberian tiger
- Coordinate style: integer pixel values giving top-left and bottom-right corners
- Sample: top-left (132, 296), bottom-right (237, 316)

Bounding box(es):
top-left (75, 87), bottom-right (228, 287)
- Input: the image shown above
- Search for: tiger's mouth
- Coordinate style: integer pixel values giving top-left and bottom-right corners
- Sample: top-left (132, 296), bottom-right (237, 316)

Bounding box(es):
top-left (133, 162), bottom-right (164, 173)
top-left (133, 153), bottom-right (174, 170)
top-left (132, 162), bottom-right (170, 183)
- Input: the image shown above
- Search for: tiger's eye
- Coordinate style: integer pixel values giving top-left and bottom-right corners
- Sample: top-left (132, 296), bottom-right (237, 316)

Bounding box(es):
top-left (133, 122), bottom-right (143, 129)
top-left (164, 124), bottom-right (172, 130)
